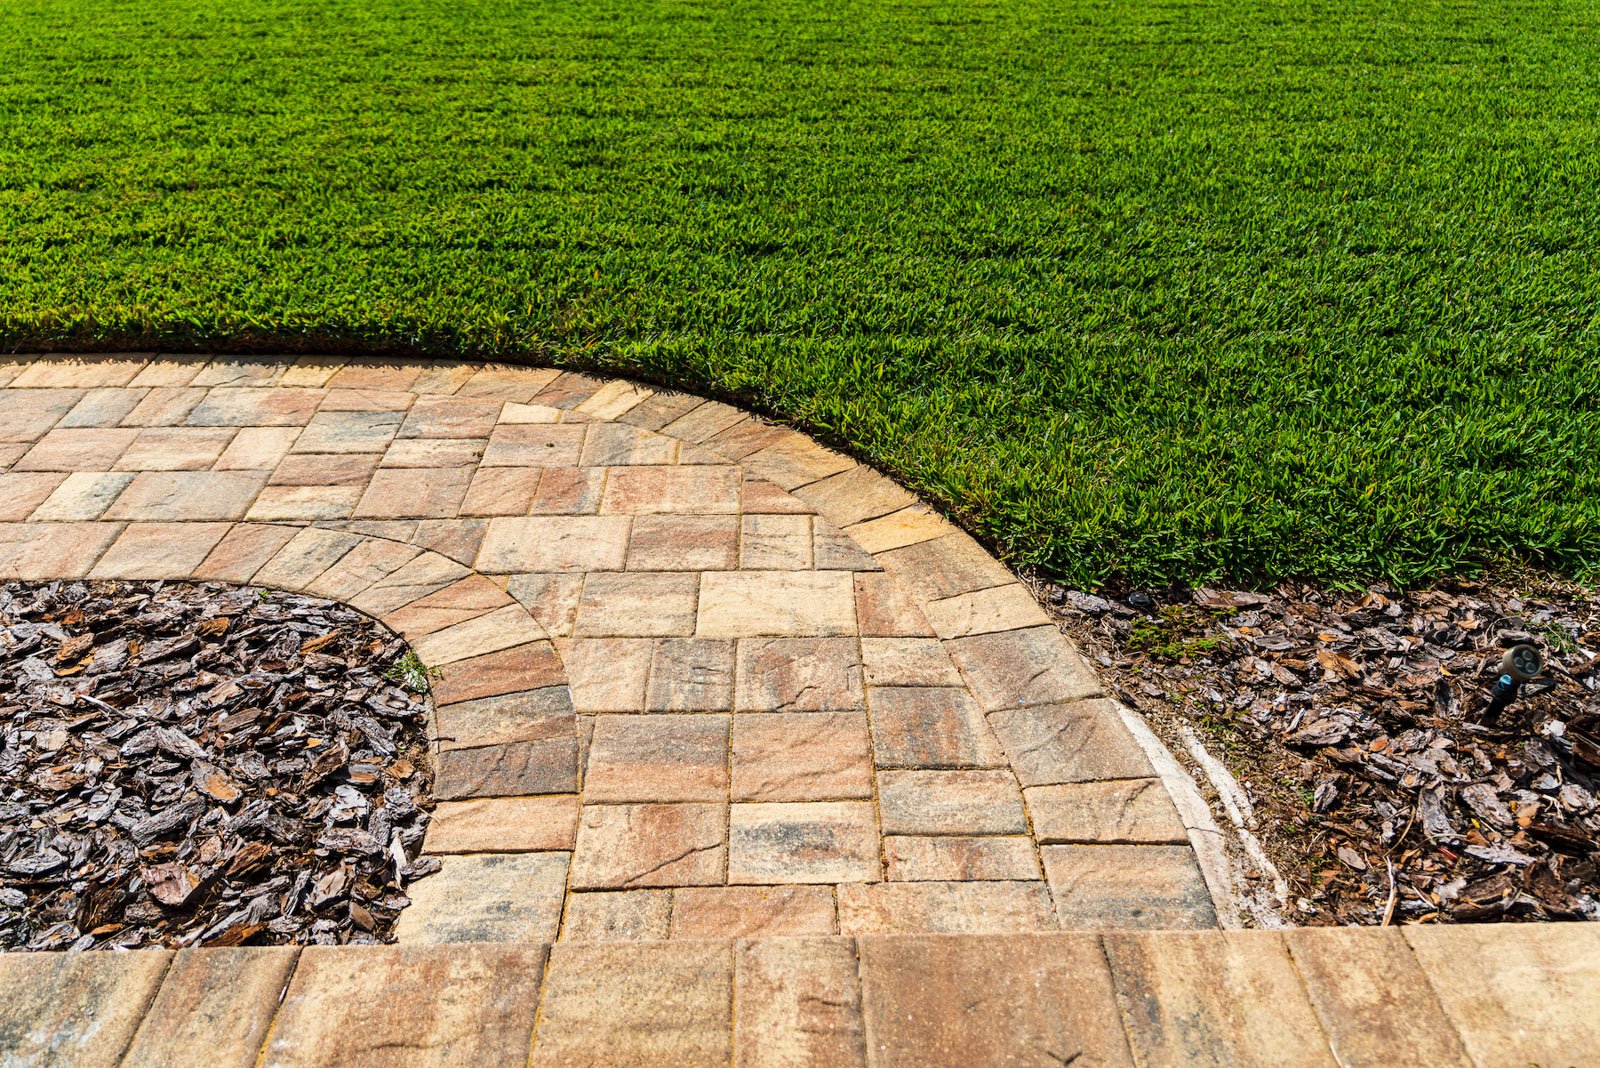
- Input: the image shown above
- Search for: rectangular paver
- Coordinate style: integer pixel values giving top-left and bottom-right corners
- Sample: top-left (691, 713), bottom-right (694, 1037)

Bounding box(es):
top-left (1041, 844), bottom-right (1217, 930)
top-left (531, 940), bottom-right (733, 1068)
top-left (126, 947), bottom-right (299, 1068)
top-left (672, 885), bottom-right (838, 938)
top-left (876, 769), bottom-right (1027, 835)
top-left (570, 802), bottom-right (728, 889)
top-left (697, 571), bottom-right (856, 637)
top-left (265, 942), bottom-right (546, 1064)
top-left (858, 933), bottom-right (1131, 1067)
top-left (839, 882), bottom-right (1054, 936)
top-left (0, 947), bottom-right (171, 1066)
top-left (735, 937), bottom-right (866, 1068)
top-left (1104, 930), bottom-right (1336, 1067)
top-left (731, 711), bottom-right (873, 802)
top-left (728, 801), bottom-right (881, 883)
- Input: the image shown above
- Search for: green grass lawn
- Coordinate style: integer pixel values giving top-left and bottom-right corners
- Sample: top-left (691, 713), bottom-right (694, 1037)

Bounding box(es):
top-left (3, 0), bottom-right (1597, 587)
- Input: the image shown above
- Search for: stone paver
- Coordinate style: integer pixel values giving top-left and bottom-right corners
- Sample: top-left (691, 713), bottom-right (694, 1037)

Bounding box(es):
top-left (266, 943), bottom-right (546, 1065)
top-left (125, 947), bottom-right (299, 1068)
top-left (858, 933), bottom-right (1132, 1067)
top-left (0, 354), bottom-right (1220, 944)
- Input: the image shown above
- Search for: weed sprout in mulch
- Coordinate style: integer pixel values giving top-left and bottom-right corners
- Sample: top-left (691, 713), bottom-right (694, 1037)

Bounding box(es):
top-left (1051, 578), bottom-right (1600, 925)
top-left (0, 581), bottom-right (436, 950)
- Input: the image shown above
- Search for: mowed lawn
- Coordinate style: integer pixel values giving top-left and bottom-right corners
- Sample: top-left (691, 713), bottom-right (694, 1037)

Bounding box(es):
top-left (2, 0), bottom-right (1597, 586)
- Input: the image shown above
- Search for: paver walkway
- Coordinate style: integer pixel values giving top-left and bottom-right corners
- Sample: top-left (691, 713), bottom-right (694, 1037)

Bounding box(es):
top-left (4, 925), bottom-right (1600, 1066)
top-left (0, 353), bottom-right (1220, 941)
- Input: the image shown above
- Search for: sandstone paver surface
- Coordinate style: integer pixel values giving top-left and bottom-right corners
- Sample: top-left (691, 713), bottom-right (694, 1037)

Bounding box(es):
top-left (0, 354), bottom-right (1215, 941)
top-left (2, 925), bottom-right (1595, 1065)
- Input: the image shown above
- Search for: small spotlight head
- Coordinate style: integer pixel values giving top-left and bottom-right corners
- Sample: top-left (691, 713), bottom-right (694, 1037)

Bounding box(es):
top-left (1500, 644), bottom-right (1544, 683)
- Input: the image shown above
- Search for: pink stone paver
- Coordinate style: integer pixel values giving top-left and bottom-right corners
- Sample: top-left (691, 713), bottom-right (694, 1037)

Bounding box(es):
top-left (0, 354), bottom-right (1216, 942)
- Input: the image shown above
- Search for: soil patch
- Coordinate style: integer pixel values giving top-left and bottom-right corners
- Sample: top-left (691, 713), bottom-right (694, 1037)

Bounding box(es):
top-left (0, 580), bottom-right (434, 950)
top-left (1047, 575), bottom-right (1600, 925)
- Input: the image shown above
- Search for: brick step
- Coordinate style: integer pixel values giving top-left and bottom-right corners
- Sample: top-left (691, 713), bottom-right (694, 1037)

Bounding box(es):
top-left (2, 924), bottom-right (1596, 1066)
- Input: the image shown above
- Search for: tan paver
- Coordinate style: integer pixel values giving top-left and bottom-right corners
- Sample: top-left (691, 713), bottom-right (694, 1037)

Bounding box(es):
top-left (731, 711), bottom-right (873, 802)
top-left (735, 937), bottom-right (866, 1067)
top-left (672, 885), bottom-right (838, 938)
top-left (561, 890), bottom-right (673, 941)
top-left (0, 521), bottom-right (123, 578)
top-left (192, 523), bottom-right (299, 582)
top-left (947, 626), bottom-right (1103, 711)
top-left (265, 943), bottom-right (545, 1064)
top-left (434, 689), bottom-right (574, 749)
top-left (884, 835), bottom-right (1043, 882)
top-left (839, 882), bottom-right (1055, 935)
top-left (600, 464), bottom-right (741, 514)
top-left (988, 700), bottom-right (1156, 785)
top-left (394, 853), bottom-right (569, 943)
top-left (430, 641), bottom-right (566, 705)
top-left (698, 570), bottom-right (856, 637)
top-left (0, 388), bottom-right (87, 444)
top-left (115, 426), bottom-right (235, 470)
top-left (106, 470), bottom-right (268, 521)
top-left (531, 940), bottom-right (733, 1068)
top-left (791, 463), bottom-right (917, 527)
top-left (126, 947), bottom-right (299, 1068)
top-left (860, 636), bottom-right (961, 686)
top-left (1026, 780), bottom-right (1189, 844)
top-left (559, 637), bottom-right (653, 711)
top-left (647, 638), bottom-right (735, 710)
top-left (0, 947), bottom-right (171, 1065)
top-left (424, 795), bottom-right (580, 853)
top-left (89, 521), bottom-right (232, 579)
top-left (460, 466), bottom-right (541, 515)
top-left (1105, 930), bottom-right (1336, 1067)
top-left (740, 513), bottom-right (812, 569)
top-left (735, 636), bottom-right (864, 710)
top-left (11, 353), bottom-right (147, 387)
top-left (570, 802), bottom-right (729, 889)
top-left (627, 514), bottom-right (740, 570)
top-left (354, 465), bottom-right (473, 517)
top-left (1286, 927), bottom-right (1472, 1067)
top-left (1041, 845), bottom-right (1217, 929)
top-left (575, 571), bottom-right (699, 636)
top-left (188, 387), bottom-right (323, 425)
top-left (434, 736), bottom-right (579, 798)
top-left (0, 472), bottom-right (67, 520)
top-left (61, 386), bottom-right (147, 427)
top-left (877, 769), bottom-right (1028, 835)
top-left (858, 933), bottom-right (1132, 1066)
top-left (868, 686), bottom-right (1006, 769)
top-left (584, 715), bottom-right (730, 802)
top-left (476, 515), bottom-right (631, 572)
top-left (15, 426), bottom-right (139, 470)
top-left (852, 572), bottom-right (934, 637)
top-left (728, 801), bottom-right (882, 883)
top-left (924, 583), bottom-right (1052, 638)
top-left (409, 603), bottom-right (545, 666)
top-left (1403, 923), bottom-right (1600, 1067)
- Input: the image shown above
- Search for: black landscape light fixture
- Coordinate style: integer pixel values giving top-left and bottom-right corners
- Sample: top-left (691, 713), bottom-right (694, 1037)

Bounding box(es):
top-left (1485, 643), bottom-right (1544, 720)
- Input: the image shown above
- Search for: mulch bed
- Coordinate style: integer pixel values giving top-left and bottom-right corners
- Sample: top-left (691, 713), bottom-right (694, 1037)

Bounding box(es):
top-left (1047, 575), bottom-right (1600, 925)
top-left (0, 580), bottom-right (435, 950)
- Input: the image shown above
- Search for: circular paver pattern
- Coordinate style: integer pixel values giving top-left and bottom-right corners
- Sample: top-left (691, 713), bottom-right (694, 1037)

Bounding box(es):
top-left (0, 353), bottom-right (1220, 940)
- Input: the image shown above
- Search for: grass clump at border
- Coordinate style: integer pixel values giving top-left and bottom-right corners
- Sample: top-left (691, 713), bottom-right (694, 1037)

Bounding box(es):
top-left (2, 0), bottom-right (1598, 587)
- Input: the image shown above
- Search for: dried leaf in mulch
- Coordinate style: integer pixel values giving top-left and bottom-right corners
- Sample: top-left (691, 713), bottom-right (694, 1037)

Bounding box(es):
top-left (1048, 575), bottom-right (1600, 926)
top-left (0, 580), bottom-right (434, 950)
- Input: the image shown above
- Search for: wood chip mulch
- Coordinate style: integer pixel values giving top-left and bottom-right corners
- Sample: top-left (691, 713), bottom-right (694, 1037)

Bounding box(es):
top-left (0, 580), bottom-right (434, 951)
top-left (1049, 575), bottom-right (1600, 926)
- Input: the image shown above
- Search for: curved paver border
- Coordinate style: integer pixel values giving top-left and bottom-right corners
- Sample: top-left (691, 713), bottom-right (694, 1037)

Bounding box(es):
top-left (0, 352), bottom-right (1230, 939)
